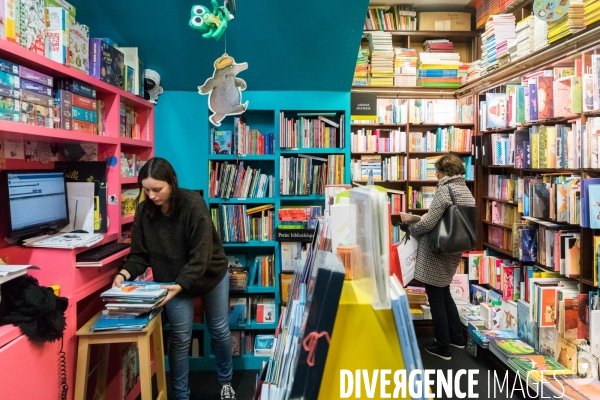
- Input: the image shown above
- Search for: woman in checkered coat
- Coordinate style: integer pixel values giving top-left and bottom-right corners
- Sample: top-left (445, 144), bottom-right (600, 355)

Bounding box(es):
top-left (408, 154), bottom-right (476, 361)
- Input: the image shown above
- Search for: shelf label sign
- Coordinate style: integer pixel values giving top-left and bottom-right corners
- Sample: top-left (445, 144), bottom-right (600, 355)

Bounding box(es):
top-left (350, 93), bottom-right (377, 117)
top-left (276, 228), bottom-right (316, 243)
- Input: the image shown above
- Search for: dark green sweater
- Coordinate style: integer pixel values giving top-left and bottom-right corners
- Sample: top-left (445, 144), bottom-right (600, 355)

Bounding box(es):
top-left (123, 189), bottom-right (228, 294)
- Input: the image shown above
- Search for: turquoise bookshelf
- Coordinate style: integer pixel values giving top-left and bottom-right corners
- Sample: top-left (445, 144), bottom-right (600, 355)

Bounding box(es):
top-left (158, 92), bottom-right (351, 371)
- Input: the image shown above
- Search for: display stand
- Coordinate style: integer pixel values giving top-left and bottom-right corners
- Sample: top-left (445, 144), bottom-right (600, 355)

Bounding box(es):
top-left (318, 281), bottom-right (410, 400)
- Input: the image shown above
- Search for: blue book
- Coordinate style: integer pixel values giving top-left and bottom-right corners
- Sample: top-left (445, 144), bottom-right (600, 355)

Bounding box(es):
top-left (213, 130), bottom-right (233, 154)
top-left (488, 289), bottom-right (503, 303)
top-left (417, 70), bottom-right (458, 78)
top-left (92, 308), bottom-right (161, 331)
top-left (228, 298), bottom-right (246, 326)
top-left (588, 184), bottom-right (600, 229)
top-left (582, 180), bottom-right (600, 227)
top-left (520, 228), bottom-right (538, 262)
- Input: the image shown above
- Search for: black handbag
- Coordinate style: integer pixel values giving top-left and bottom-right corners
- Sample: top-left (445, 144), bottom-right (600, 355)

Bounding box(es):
top-left (427, 186), bottom-right (477, 255)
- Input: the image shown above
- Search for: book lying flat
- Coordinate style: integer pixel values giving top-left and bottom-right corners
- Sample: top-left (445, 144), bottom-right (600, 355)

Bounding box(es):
top-left (399, 212), bottom-right (421, 224)
top-left (92, 308), bottom-right (161, 331)
top-left (100, 282), bottom-right (168, 299)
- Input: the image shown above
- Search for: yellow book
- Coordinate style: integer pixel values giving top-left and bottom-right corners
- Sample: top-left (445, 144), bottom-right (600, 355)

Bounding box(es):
top-left (531, 132), bottom-right (540, 169)
top-left (419, 64), bottom-right (459, 70)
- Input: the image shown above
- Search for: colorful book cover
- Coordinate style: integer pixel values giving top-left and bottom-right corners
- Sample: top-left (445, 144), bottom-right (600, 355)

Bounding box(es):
top-left (538, 286), bottom-right (558, 327)
top-left (532, 182), bottom-right (550, 219)
top-left (508, 355), bottom-right (568, 373)
top-left (468, 251), bottom-right (484, 280)
top-left (502, 267), bottom-right (515, 300)
top-left (583, 73), bottom-right (594, 112)
top-left (500, 300), bottom-right (518, 334)
top-left (556, 336), bottom-right (586, 370)
top-left (486, 92), bottom-right (508, 129)
top-left (554, 76), bottom-right (572, 117)
top-left (516, 85), bottom-right (526, 123)
top-left (228, 297), bottom-right (246, 326)
top-left (471, 284), bottom-right (489, 305)
top-left (537, 76), bottom-right (554, 119)
top-left (531, 132), bottom-right (539, 168)
top-left (538, 125), bottom-right (548, 168)
top-left (494, 339), bottom-right (537, 356)
top-left (450, 274), bottom-right (470, 304)
top-left (520, 228), bottom-right (538, 262)
top-left (470, 329), bottom-right (519, 345)
top-left (120, 189), bottom-right (139, 217)
top-left (213, 130), bottom-right (233, 154)
top-left (529, 78), bottom-right (538, 121)
top-left (588, 184), bottom-right (600, 229)
top-left (518, 299), bottom-right (539, 350)
top-left (488, 289), bottom-right (503, 303)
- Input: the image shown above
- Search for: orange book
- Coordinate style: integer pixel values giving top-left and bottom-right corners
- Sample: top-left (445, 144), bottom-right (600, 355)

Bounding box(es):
top-left (539, 287), bottom-right (558, 328)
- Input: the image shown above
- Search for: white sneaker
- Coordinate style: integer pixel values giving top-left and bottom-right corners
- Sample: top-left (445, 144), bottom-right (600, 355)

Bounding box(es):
top-left (221, 384), bottom-right (236, 400)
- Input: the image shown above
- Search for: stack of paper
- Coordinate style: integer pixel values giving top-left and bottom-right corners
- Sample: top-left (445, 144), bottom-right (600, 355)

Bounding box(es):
top-left (0, 265), bottom-right (39, 284)
top-left (548, 0), bottom-right (585, 43)
top-left (23, 232), bottom-right (104, 249)
top-left (368, 31), bottom-right (394, 86)
top-left (92, 282), bottom-right (167, 331)
top-left (465, 59), bottom-right (483, 83)
top-left (394, 48), bottom-right (417, 87)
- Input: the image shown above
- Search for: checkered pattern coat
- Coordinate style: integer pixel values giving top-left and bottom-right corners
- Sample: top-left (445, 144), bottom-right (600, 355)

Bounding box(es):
top-left (408, 175), bottom-right (476, 287)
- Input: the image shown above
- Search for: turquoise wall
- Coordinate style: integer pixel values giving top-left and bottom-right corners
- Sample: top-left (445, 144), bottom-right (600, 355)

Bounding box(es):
top-left (154, 91), bottom-right (351, 191)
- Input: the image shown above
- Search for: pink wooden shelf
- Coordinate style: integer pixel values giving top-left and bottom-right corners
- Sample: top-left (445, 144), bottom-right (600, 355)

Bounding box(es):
top-left (120, 176), bottom-right (138, 184)
top-left (0, 38), bottom-right (152, 108)
top-left (0, 324), bottom-right (21, 349)
top-left (0, 119), bottom-right (119, 144)
top-left (121, 215), bottom-right (135, 225)
top-left (120, 137), bottom-right (153, 148)
top-left (76, 248), bottom-right (130, 268)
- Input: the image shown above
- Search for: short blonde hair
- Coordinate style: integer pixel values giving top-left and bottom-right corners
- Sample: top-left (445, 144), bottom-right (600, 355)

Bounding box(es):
top-left (435, 154), bottom-right (466, 177)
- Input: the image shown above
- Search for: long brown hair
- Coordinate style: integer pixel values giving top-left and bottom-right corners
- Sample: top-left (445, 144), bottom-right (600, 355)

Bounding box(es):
top-left (137, 157), bottom-right (182, 218)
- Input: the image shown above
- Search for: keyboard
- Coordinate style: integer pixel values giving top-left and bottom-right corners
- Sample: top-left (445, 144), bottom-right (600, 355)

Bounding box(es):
top-left (77, 242), bottom-right (131, 262)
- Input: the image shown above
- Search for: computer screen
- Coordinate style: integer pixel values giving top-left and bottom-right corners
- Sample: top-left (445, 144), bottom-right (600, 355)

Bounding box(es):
top-left (1, 170), bottom-right (69, 239)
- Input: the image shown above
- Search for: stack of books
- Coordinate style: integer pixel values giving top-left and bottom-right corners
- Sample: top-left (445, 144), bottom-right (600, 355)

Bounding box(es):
top-left (485, 14), bottom-right (517, 70)
top-left (417, 52), bottom-right (461, 87)
top-left (465, 60), bottom-right (483, 83)
top-left (548, 0), bottom-right (585, 43)
top-left (422, 39), bottom-right (454, 53)
top-left (585, 0), bottom-right (600, 26)
top-left (92, 282), bottom-right (167, 331)
top-left (353, 49), bottom-right (369, 86)
top-left (368, 31), bottom-right (394, 86)
top-left (533, 16), bottom-right (549, 52)
top-left (393, 48), bottom-right (417, 87)
top-left (513, 16), bottom-right (534, 61)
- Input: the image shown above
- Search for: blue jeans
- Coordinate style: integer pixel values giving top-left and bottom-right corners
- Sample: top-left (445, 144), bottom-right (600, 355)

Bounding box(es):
top-left (165, 274), bottom-right (233, 400)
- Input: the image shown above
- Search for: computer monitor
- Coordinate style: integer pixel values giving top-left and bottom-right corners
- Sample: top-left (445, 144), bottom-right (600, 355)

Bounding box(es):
top-left (0, 170), bottom-right (70, 239)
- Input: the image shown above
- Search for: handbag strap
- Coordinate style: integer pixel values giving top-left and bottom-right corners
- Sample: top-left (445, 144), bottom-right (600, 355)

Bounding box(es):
top-left (447, 185), bottom-right (456, 205)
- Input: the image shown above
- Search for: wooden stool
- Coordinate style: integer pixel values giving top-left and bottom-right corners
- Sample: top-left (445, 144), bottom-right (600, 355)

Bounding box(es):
top-left (74, 311), bottom-right (167, 400)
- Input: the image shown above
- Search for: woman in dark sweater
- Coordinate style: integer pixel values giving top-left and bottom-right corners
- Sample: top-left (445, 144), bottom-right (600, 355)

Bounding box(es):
top-left (113, 157), bottom-right (235, 400)
top-left (408, 154), bottom-right (476, 361)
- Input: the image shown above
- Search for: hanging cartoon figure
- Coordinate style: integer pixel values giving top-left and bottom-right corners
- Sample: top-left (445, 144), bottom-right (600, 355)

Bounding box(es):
top-left (189, 0), bottom-right (233, 41)
top-left (198, 53), bottom-right (249, 127)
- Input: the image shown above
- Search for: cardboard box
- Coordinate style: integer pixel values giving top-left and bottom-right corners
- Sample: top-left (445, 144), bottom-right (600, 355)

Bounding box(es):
top-left (418, 12), bottom-right (471, 31)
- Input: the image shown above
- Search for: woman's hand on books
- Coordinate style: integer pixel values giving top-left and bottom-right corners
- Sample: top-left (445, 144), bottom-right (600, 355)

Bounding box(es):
top-left (157, 284), bottom-right (183, 307)
top-left (112, 270), bottom-right (130, 287)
